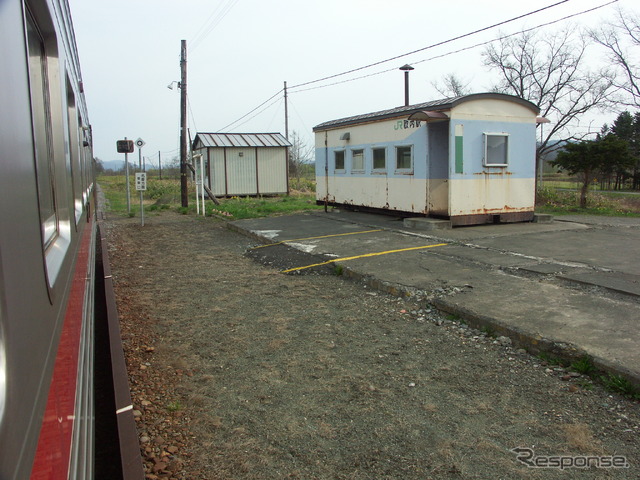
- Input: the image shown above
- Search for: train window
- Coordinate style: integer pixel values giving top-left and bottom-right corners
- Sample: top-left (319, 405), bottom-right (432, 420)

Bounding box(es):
top-left (26, 11), bottom-right (58, 248)
top-left (66, 79), bottom-right (83, 225)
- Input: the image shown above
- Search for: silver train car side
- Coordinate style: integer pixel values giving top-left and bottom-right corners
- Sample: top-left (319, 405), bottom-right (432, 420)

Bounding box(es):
top-left (0, 1), bottom-right (143, 478)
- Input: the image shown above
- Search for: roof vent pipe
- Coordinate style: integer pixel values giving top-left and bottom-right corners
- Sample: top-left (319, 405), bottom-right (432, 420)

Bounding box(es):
top-left (399, 64), bottom-right (414, 106)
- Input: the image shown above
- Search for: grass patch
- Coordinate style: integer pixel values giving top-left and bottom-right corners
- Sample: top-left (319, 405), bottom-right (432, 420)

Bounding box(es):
top-left (480, 326), bottom-right (497, 338)
top-left (601, 374), bottom-right (640, 399)
top-left (571, 356), bottom-right (596, 375)
top-left (99, 174), bottom-right (322, 219)
top-left (205, 194), bottom-right (321, 219)
top-left (166, 400), bottom-right (183, 412)
top-left (537, 352), bottom-right (568, 367)
top-left (333, 264), bottom-right (344, 276)
top-left (536, 186), bottom-right (640, 217)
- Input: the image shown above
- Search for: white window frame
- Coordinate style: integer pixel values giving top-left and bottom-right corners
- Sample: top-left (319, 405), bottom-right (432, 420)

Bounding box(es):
top-left (483, 132), bottom-right (509, 167)
top-left (334, 149), bottom-right (345, 172)
top-left (351, 148), bottom-right (364, 173)
top-left (372, 147), bottom-right (386, 172)
top-left (395, 145), bottom-right (413, 173)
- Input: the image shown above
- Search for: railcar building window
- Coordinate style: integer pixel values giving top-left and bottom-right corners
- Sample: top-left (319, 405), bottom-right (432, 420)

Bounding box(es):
top-left (351, 149), bottom-right (364, 172)
top-left (373, 147), bottom-right (386, 170)
top-left (484, 133), bottom-right (509, 167)
top-left (396, 145), bottom-right (413, 171)
top-left (334, 150), bottom-right (345, 171)
top-left (26, 12), bottom-right (58, 247)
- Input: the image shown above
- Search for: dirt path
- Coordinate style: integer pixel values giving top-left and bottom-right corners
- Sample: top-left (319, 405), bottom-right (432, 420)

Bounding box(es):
top-left (103, 211), bottom-right (639, 479)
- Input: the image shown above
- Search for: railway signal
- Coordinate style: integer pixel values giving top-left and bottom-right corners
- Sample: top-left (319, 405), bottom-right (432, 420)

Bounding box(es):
top-left (117, 137), bottom-right (133, 213)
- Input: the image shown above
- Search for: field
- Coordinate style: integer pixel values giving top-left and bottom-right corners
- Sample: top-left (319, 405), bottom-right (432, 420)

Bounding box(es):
top-left (98, 173), bottom-right (640, 221)
top-left (98, 174), bottom-right (322, 219)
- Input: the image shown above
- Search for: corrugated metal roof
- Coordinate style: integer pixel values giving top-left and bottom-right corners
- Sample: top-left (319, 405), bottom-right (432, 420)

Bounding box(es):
top-left (313, 93), bottom-right (540, 131)
top-left (193, 132), bottom-right (292, 149)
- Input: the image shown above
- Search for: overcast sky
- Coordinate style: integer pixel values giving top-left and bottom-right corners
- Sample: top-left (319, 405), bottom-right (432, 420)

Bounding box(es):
top-left (68, 0), bottom-right (635, 164)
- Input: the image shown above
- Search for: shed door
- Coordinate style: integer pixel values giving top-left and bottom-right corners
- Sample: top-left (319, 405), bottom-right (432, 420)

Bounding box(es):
top-left (227, 148), bottom-right (257, 195)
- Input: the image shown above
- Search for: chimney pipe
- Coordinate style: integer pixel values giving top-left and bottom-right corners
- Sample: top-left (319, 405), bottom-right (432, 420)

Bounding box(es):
top-left (399, 64), bottom-right (414, 106)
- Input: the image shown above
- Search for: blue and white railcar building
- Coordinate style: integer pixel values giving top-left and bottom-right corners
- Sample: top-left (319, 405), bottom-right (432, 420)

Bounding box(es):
top-left (314, 93), bottom-right (541, 226)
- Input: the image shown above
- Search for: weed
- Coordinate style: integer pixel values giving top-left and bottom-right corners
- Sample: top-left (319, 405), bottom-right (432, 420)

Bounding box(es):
top-left (177, 207), bottom-right (188, 215)
top-left (571, 356), bottom-right (596, 375)
top-left (480, 326), bottom-right (496, 338)
top-left (537, 352), bottom-right (567, 367)
top-left (334, 264), bottom-right (344, 276)
top-left (166, 400), bottom-right (182, 412)
top-left (576, 379), bottom-right (594, 391)
top-left (601, 374), bottom-right (640, 399)
top-left (445, 313), bottom-right (460, 322)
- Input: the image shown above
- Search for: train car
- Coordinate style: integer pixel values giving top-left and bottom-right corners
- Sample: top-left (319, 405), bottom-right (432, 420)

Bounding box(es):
top-left (0, 1), bottom-right (143, 478)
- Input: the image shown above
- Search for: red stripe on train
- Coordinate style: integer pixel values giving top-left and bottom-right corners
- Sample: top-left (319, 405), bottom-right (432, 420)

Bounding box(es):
top-left (31, 217), bottom-right (94, 480)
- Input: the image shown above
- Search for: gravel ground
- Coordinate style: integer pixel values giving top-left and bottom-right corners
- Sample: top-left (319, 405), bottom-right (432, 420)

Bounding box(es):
top-left (102, 210), bottom-right (640, 480)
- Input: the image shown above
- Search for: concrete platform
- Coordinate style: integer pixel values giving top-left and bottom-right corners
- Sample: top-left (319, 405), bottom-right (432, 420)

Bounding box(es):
top-left (230, 211), bottom-right (640, 387)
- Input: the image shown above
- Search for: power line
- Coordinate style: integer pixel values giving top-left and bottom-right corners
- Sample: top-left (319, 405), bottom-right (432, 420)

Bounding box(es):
top-left (217, 88), bottom-right (283, 131)
top-left (221, 95), bottom-right (283, 132)
top-left (289, 0), bottom-right (574, 90)
top-left (190, 0), bottom-right (241, 53)
top-left (289, 0), bottom-right (619, 94)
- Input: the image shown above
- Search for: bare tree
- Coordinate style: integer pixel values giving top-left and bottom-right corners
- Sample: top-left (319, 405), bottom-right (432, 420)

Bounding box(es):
top-left (483, 28), bottom-right (616, 161)
top-left (590, 8), bottom-right (640, 108)
top-left (431, 73), bottom-right (472, 98)
top-left (288, 131), bottom-right (314, 190)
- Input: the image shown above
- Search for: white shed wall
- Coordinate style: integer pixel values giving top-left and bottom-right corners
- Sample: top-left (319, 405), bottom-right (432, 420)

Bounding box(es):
top-left (202, 146), bottom-right (288, 196)
top-left (257, 147), bottom-right (288, 194)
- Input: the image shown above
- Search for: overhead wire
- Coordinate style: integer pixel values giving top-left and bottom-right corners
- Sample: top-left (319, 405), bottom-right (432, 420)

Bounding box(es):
top-left (288, 0), bottom-right (575, 90)
top-left (288, 0), bottom-right (619, 95)
top-left (220, 94), bottom-right (283, 131)
top-left (217, 88), bottom-right (283, 131)
top-left (190, 0), bottom-right (241, 53)
top-left (191, 0), bottom-right (617, 137)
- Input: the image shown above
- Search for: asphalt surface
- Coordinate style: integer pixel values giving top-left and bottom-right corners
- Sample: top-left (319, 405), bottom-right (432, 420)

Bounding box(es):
top-left (230, 210), bottom-right (640, 387)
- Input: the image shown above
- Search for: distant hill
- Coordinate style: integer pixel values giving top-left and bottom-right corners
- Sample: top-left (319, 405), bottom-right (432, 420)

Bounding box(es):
top-left (101, 160), bottom-right (126, 171)
top-left (100, 159), bottom-right (172, 171)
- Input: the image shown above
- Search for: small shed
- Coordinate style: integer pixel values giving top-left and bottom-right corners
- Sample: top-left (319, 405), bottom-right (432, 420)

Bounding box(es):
top-left (192, 132), bottom-right (291, 196)
top-left (313, 93), bottom-right (541, 226)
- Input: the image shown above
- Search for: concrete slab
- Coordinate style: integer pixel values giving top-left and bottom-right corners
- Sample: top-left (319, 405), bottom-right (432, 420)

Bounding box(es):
top-left (560, 271), bottom-right (640, 297)
top-left (230, 211), bottom-right (640, 387)
top-left (403, 217), bottom-right (451, 231)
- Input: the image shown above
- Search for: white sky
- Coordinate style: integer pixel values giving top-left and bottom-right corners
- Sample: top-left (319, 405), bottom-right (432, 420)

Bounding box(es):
top-left (67, 0), bottom-right (636, 164)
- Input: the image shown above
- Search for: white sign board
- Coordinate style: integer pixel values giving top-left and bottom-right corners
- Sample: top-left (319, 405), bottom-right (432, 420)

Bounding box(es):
top-left (135, 172), bottom-right (147, 191)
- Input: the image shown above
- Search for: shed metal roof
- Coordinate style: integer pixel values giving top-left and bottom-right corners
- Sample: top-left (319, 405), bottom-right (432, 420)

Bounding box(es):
top-left (194, 132), bottom-right (292, 148)
top-left (313, 93), bottom-right (540, 131)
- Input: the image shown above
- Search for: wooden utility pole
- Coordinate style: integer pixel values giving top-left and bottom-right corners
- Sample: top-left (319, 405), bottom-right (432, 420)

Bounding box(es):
top-left (180, 39), bottom-right (188, 207)
top-left (158, 150), bottom-right (162, 179)
top-left (284, 81), bottom-right (289, 140)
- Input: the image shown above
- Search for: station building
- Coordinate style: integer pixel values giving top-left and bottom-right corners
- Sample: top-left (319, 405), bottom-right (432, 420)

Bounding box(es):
top-left (313, 93), bottom-right (541, 226)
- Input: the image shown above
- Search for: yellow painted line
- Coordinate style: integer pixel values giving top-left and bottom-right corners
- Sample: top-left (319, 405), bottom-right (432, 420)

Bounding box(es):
top-left (281, 243), bottom-right (448, 273)
top-left (251, 229), bottom-right (383, 250)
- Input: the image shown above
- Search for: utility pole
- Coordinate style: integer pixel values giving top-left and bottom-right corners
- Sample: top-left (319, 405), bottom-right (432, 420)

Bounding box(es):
top-left (158, 150), bottom-right (162, 179)
top-left (180, 39), bottom-right (188, 207)
top-left (284, 81), bottom-right (289, 140)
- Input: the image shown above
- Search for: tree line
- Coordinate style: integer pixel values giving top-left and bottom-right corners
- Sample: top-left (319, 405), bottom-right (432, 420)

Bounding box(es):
top-left (434, 6), bottom-right (639, 207)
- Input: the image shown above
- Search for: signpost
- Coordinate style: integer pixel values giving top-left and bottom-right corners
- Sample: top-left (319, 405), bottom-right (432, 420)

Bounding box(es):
top-left (116, 138), bottom-right (134, 213)
top-left (135, 138), bottom-right (146, 226)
